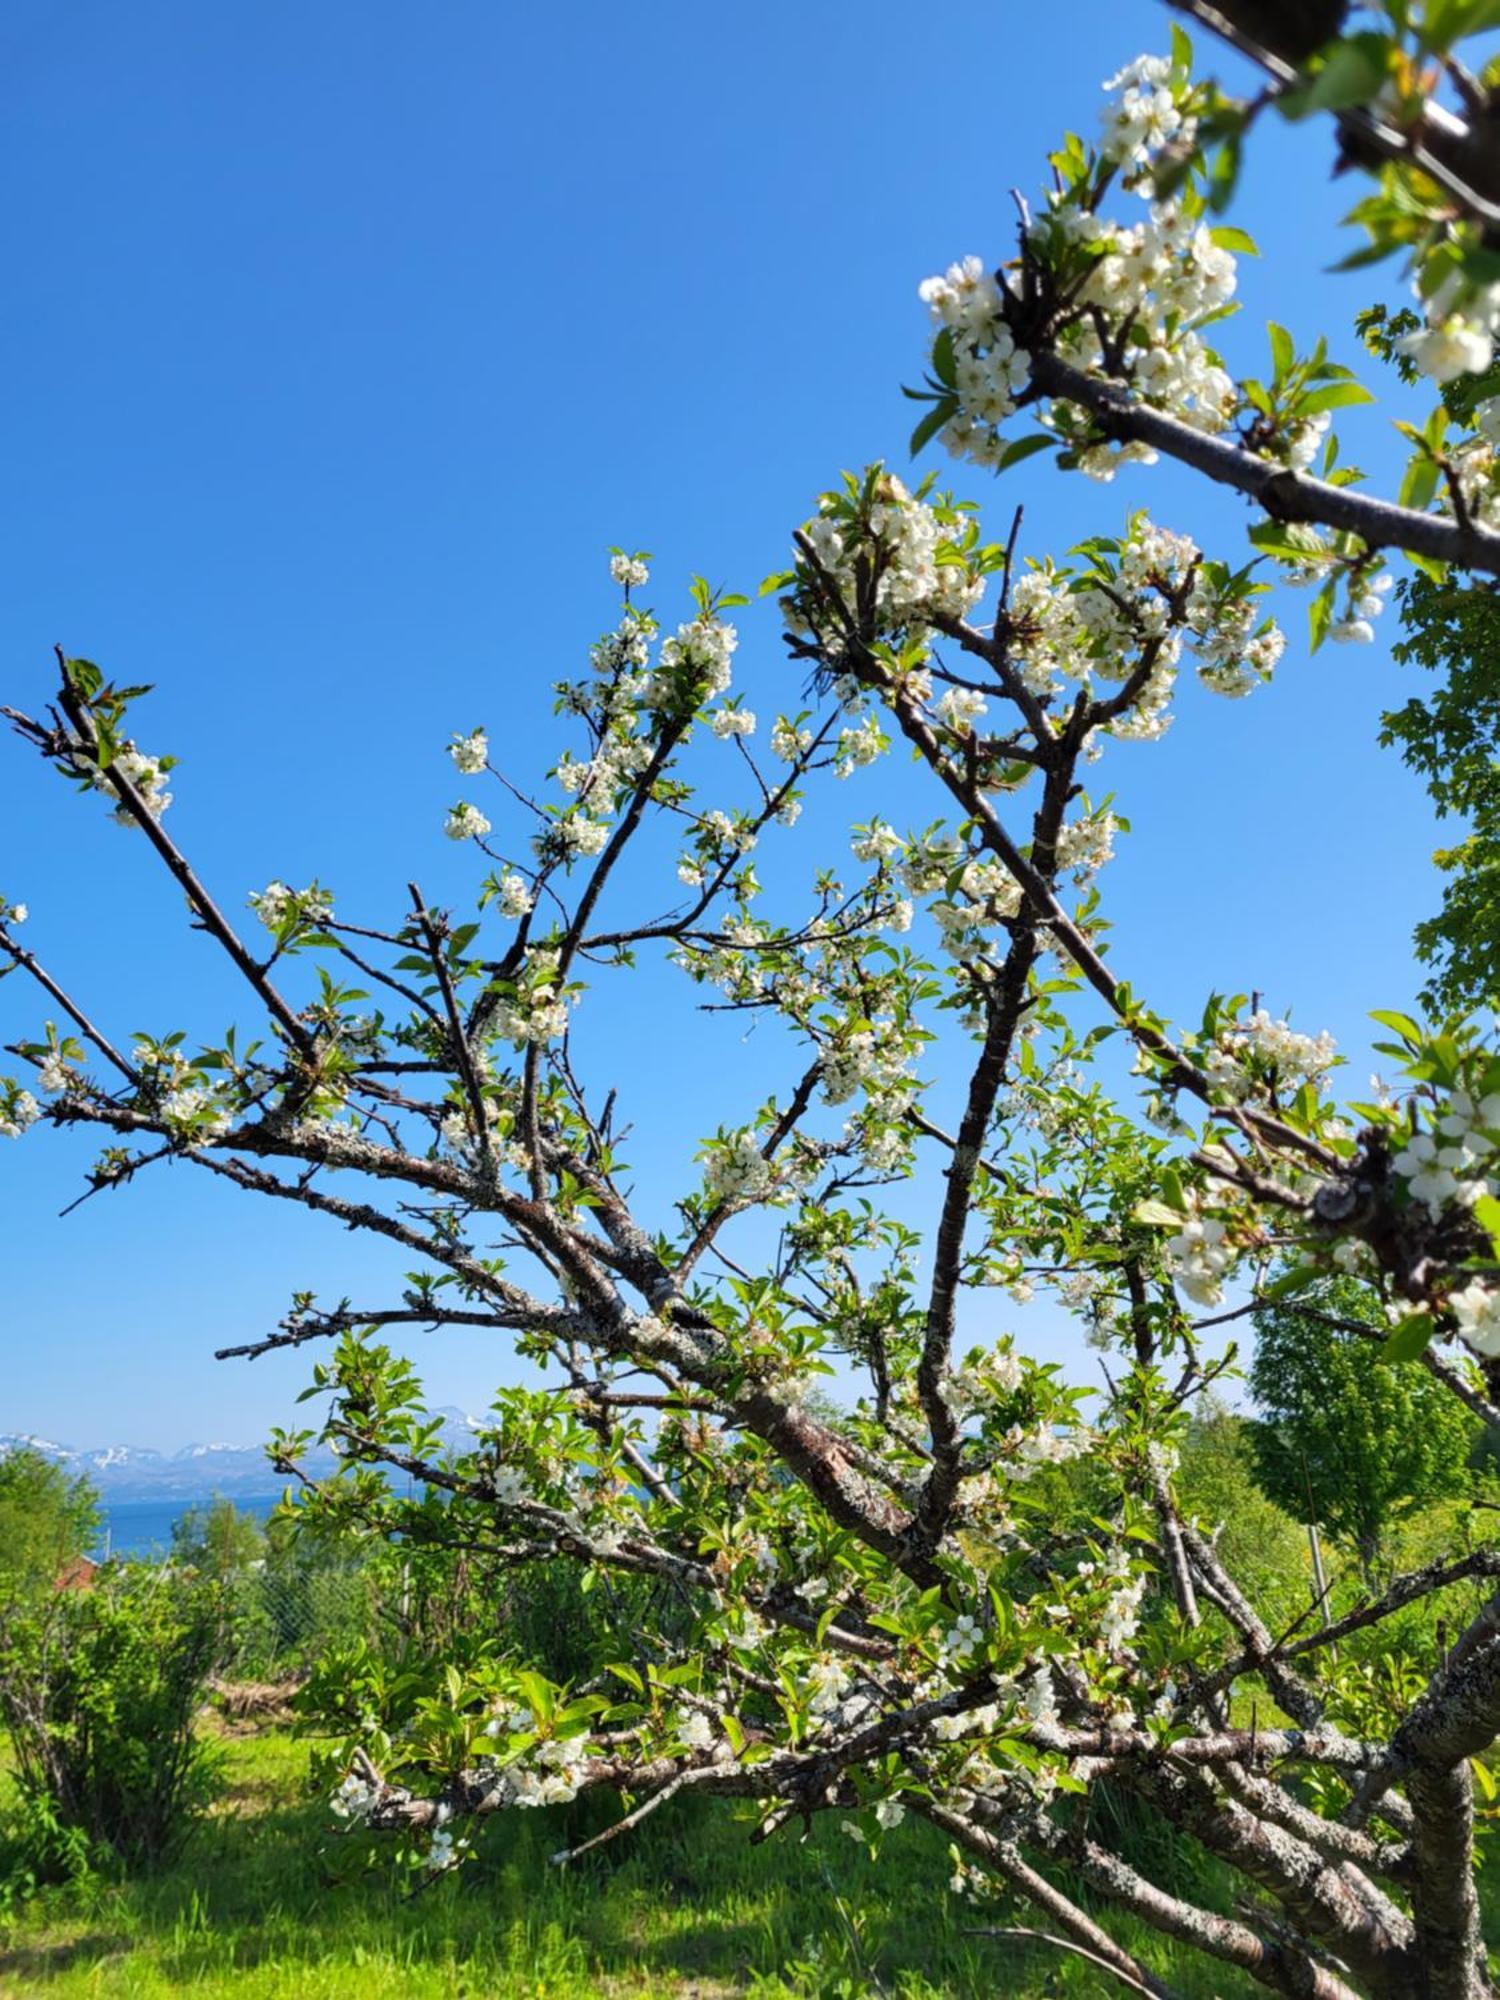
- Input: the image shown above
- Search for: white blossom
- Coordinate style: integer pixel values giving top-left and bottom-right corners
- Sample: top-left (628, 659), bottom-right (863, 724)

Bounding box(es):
top-left (449, 729), bottom-right (488, 775)
top-left (445, 802), bottom-right (492, 842)
top-left (496, 871), bottom-right (534, 919)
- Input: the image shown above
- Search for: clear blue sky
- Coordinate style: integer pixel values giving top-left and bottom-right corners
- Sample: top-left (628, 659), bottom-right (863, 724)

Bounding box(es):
top-left (0, 0), bottom-right (1454, 1449)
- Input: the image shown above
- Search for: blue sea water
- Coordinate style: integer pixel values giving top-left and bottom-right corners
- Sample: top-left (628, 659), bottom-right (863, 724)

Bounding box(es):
top-left (99, 1493), bottom-right (284, 1560)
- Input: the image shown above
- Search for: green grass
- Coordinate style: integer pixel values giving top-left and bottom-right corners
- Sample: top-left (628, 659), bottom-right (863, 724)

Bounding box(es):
top-left (0, 1725), bottom-right (1263, 1998)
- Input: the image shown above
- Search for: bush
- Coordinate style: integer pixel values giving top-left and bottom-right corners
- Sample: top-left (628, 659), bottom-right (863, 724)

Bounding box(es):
top-left (0, 1564), bottom-right (222, 1894)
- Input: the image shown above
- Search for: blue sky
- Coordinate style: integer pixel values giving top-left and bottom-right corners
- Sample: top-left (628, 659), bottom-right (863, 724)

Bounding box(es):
top-left (0, 0), bottom-right (1457, 1449)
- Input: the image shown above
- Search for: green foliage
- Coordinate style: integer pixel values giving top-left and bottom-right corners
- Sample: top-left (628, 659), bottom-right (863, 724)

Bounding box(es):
top-left (1175, 1399), bottom-right (1310, 1627)
top-left (1385, 572), bottom-right (1500, 1009)
top-left (170, 1497), bottom-right (266, 1581)
top-left (0, 1567), bottom-right (222, 1895)
top-left (1250, 1277), bottom-right (1476, 1575)
top-left (0, 1449), bottom-right (100, 1610)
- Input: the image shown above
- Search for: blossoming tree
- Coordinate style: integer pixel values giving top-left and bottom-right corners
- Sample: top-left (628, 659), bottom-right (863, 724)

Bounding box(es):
top-left (11, 4), bottom-right (1500, 1994)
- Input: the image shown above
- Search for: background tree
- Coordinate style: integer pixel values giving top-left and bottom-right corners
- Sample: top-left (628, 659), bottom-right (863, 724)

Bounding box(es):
top-left (0, 1449), bottom-right (99, 1607)
top-left (1176, 1396), bottom-right (1311, 1623)
top-left (1251, 1280), bottom-right (1476, 1581)
top-left (170, 1496), bottom-right (266, 1582)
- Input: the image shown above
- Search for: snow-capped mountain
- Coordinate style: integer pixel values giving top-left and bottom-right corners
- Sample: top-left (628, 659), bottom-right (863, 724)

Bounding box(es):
top-left (0, 1409), bottom-right (481, 1500)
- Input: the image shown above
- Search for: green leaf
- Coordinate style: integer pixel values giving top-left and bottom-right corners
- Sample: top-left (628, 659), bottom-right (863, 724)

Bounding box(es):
top-left (1296, 380), bottom-right (1375, 416)
top-left (996, 432), bottom-right (1056, 473)
top-left (1249, 520), bottom-right (1327, 562)
top-left (1209, 225), bottom-right (1258, 255)
top-left (1474, 1193), bottom-right (1500, 1255)
top-left (1420, 0), bottom-right (1500, 54)
top-left (1369, 1009), bottom-right (1423, 1045)
top-left (1133, 1199), bottom-right (1187, 1229)
top-left (1308, 583), bottom-right (1335, 653)
top-left (1259, 1265), bottom-right (1322, 1303)
top-left (909, 400), bottom-right (955, 457)
top-left (1399, 453), bottom-right (1441, 513)
top-left (1279, 34), bottom-right (1393, 119)
top-left (1268, 323), bottom-right (1296, 384)
top-left (1207, 133), bottom-right (1242, 214)
top-left (1380, 1314), bottom-right (1435, 1364)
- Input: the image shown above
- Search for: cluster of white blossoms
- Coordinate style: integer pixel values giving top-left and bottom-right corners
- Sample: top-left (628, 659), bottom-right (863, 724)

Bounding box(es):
top-left (495, 870), bottom-right (533, 919)
top-left (1090, 1546), bottom-right (1149, 1654)
top-left (1439, 401), bottom-right (1500, 532)
top-left (609, 551), bottom-right (650, 589)
top-left (918, 55), bottom-right (1244, 476)
top-left (1397, 270), bottom-right (1500, 385)
top-left (159, 1082), bottom-right (232, 1144)
top-left (673, 1706), bottom-right (716, 1753)
top-left (834, 713), bottom-right (886, 779)
top-left (449, 728), bottom-right (488, 775)
top-left (1275, 408), bottom-right (1332, 474)
top-left (587, 605), bottom-right (655, 681)
top-left (947, 1342), bottom-right (1025, 1420)
top-left (896, 828), bottom-right (962, 896)
top-left (771, 716), bottom-right (813, 762)
top-left (1098, 54), bottom-right (1196, 177)
top-left (1201, 1009), bottom-right (1338, 1105)
top-left (249, 880), bottom-right (333, 931)
top-left (932, 685), bottom-right (988, 736)
top-left (930, 854), bottom-right (1023, 963)
top-left (818, 1021), bottom-right (914, 1110)
top-left (677, 809), bottom-right (761, 889)
top-left (436, 1096), bottom-right (529, 1175)
top-left (73, 742), bottom-right (173, 824)
top-left (851, 820), bottom-right (904, 867)
top-left (1392, 1086), bottom-right (1500, 1214)
top-left (554, 724), bottom-right (655, 804)
top-left (702, 1128), bottom-right (774, 1205)
top-left (1055, 810), bottom-right (1118, 878)
top-left (917, 255), bottom-right (1033, 462)
top-left (930, 199), bottom-right (1239, 473)
top-left (650, 614), bottom-right (739, 711)
top-left (487, 1735), bottom-right (592, 1810)
top-left (999, 1420), bottom-right (1092, 1483)
top-left (493, 958), bottom-right (572, 1047)
top-left (711, 705), bottom-right (756, 739)
top-left (425, 1823), bottom-right (469, 1872)
top-left (1162, 1205), bottom-right (1237, 1307)
top-left (445, 801), bottom-right (492, 843)
top-left (1002, 518), bottom-right (1284, 735)
top-left (0, 1085), bottom-right (41, 1139)
top-left (805, 1655), bottom-right (853, 1720)
top-left (330, 1772), bottom-right (379, 1821)
top-left (537, 810), bottom-right (611, 863)
top-left (35, 1053), bottom-right (70, 1095)
top-left (795, 477), bottom-right (986, 640)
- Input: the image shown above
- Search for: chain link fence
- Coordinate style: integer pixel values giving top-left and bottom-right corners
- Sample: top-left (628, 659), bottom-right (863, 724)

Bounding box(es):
top-left (215, 1562), bottom-right (376, 1676)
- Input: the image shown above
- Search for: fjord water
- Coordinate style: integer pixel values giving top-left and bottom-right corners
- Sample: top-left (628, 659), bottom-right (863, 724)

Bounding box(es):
top-left (99, 1493), bottom-right (283, 1559)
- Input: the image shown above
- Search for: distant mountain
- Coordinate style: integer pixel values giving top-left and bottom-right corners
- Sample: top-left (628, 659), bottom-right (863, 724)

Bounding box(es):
top-left (0, 1408), bottom-right (481, 1501)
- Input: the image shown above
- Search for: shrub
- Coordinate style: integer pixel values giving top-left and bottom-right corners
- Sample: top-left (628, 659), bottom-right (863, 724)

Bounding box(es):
top-left (0, 1564), bottom-right (221, 1893)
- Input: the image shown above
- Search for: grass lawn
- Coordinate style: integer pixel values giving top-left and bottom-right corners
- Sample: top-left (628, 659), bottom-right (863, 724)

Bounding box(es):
top-left (0, 1723), bottom-right (1270, 1998)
